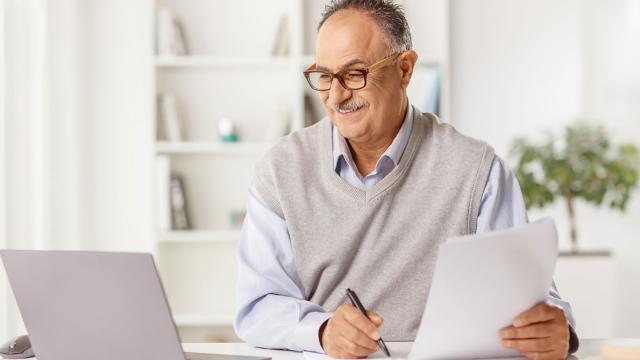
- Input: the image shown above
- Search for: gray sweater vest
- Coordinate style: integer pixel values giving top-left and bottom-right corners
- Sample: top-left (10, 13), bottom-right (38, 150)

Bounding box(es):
top-left (254, 110), bottom-right (495, 340)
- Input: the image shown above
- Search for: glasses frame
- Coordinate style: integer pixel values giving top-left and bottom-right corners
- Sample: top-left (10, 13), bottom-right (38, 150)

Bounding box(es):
top-left (303, 52), bottom-right (402, 91)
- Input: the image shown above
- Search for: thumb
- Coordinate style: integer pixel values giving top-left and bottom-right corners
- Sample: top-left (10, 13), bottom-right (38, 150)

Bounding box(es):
top-left (367, 311), bottom-right (384, 326)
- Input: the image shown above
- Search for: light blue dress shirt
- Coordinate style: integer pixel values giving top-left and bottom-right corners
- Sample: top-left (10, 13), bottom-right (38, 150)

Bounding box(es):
top-left (234, 106), bottom-right (576, 353)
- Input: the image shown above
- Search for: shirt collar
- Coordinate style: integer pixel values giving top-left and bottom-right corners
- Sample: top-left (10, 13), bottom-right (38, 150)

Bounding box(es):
top-left (332, 104), bottom-right (414, 172)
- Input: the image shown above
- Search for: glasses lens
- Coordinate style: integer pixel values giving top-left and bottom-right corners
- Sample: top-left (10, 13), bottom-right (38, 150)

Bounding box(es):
top-left (307, 71), bottom-right (333, 90)
top-left (342, 70), bottom-right (366, 90)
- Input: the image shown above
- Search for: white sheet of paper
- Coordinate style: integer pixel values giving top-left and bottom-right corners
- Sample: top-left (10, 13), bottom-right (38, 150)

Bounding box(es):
top-left (408, 218), bottom-right (558, 359)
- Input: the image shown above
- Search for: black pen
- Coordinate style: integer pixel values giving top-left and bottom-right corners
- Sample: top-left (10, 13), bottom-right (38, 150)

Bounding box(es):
top-left (345, 288), bottom-right (391, 357)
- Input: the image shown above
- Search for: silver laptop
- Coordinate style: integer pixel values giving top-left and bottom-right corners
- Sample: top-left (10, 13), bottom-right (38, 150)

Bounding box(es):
top-left (0, 250), bottom-right (269, 360)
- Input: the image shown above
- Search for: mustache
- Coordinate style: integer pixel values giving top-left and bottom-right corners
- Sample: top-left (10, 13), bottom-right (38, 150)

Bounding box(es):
top-left (329, 97), bottom-right (369, 112)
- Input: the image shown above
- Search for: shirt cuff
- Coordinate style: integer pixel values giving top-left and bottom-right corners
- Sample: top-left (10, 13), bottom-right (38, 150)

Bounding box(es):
top-left (294, 311), bottom-right (333, 353)
top-left (568, 324), bottom-right (580, 354)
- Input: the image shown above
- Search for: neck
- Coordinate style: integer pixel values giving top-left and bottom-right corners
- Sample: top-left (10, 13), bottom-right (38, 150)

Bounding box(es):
top-left (348, 102), bottom-right (408, 176)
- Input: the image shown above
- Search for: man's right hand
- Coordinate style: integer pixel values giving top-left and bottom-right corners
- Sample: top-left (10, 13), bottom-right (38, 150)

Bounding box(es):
top-left (319, 303), bottom-right (384, 358)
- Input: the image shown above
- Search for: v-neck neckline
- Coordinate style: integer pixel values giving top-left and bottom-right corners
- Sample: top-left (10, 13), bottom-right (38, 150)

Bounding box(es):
top-left (321, 108), bottom-right (425, 204)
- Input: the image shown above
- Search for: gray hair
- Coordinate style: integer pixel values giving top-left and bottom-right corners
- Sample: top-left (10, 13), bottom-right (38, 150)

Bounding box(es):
top-left (317, 0), bottom-right (413, 54)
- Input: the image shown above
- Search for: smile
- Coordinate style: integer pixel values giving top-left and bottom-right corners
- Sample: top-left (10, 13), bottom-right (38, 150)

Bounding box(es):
top-left (337, 105), bottom-right (364, 114)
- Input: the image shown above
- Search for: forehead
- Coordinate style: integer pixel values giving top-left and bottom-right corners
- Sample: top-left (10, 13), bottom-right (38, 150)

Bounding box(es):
top-left (315, 9), bottom-right (389, 71)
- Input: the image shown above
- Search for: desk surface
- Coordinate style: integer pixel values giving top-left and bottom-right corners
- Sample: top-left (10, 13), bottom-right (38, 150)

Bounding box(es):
top-left (182, 339), bottom-right (631, 360)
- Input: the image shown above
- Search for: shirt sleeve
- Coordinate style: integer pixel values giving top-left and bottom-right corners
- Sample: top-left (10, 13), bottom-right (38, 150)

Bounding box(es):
top-left (234, 184), bottom-right (331, 353)
top-left (477, 156), bottom-right (579, 353)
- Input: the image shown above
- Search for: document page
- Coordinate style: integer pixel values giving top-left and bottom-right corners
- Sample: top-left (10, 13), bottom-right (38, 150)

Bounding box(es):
top-left (408, 218), bottom-right (558, 359)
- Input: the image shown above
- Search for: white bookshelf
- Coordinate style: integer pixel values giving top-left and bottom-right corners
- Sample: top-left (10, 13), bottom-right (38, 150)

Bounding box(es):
top-left (155, 55), bottom-right (292, 68)
top-left (173, 313), bottom-right (236, 328)
top-left (155, 141), bottom-right (271, 155)
top-left (158, 230), bottom-right (241, 244)
top-left (151, 0), bottom-right (450, 343)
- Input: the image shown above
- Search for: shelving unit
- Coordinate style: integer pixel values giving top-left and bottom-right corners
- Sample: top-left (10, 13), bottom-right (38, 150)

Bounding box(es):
top-left (158, 230), bottom-right (241, 244)
top-left (173, 313), bottom-right (236, 328)
top-left (155, 56), bottom-right (292, 68)
top-left (155, 141), bottom-right (271, 155)
top-left (151, 0), bottom-right (302, 343)
top-left (150, 0), bottom-right (449, 342)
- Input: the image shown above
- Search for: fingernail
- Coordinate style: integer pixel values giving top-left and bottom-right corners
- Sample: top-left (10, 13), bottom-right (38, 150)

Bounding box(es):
top-left (512, 319), bottom-right (522, 327)
top-left (373, 331), bottom-right (381, 339)
top-left (501, 340), bottom-right (512, 348)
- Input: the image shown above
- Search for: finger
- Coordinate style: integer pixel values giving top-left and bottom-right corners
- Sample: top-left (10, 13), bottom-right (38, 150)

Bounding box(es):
top-left (343, 306), bottom-right (381, 340)
top-left (333, 329), bottom-right (378, 358)
top-left (512, 303), bottom-right (559, 327)
top-left (502, 338), bottom-right (555, 352)
top-left (326, 341), bottom-right (367, 360)
top-left (367, 311), bottom-right (384, 326)
top-left (333, 316), bottom-right (379, 352)
top-left (324, 323), bottom-right (369, 359)
top-left (500, 322), bottom-right (555, 339)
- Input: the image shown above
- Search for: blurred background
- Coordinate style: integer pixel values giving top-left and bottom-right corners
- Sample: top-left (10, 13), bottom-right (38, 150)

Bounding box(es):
top-left (1, 0), bottom-right (639, 344)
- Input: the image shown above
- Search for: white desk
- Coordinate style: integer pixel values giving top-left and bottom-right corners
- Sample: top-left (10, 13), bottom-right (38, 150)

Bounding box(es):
top-left (182, 339), bottom-right (629, 359)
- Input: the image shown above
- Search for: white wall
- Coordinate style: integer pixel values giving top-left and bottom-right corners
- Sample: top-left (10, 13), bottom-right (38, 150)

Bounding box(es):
top-left (0, 0), bottom-right (6, 343)
top-left (1, 0), bottom-right (154, 338)
top-left (47, 0), bottom-right (81, 250)
top-left (450, 0), bottom-right (640, 337)
top-left (2, 0), bottom-right (50, 337)
top-left (75, 0), bottom-right (153, 252)
top-left (592, 0), bottom-right (640, 336)
top-left (450, 0), bottom-right (583, 158)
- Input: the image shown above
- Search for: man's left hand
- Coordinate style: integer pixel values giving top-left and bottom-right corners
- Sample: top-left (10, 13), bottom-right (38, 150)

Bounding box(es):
top-left (499, 302), bottom-right (570, 360)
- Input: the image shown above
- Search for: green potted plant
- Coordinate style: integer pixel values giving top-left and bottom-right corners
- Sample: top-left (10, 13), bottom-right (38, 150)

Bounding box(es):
top-left (510, 122), bottom-right (640, 254)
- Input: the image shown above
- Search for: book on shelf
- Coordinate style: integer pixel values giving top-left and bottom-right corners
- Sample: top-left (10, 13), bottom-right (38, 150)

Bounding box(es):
top-left (156, 156), bottom-right (171, 231)
top-left (271, 14), bottom-right (289, 56)
top-left (170, 173), bottom-right (191, 231)
top-left (157, 93), bottom-right (184, 142)
top-left (155, 6), bottom-right (189, 56)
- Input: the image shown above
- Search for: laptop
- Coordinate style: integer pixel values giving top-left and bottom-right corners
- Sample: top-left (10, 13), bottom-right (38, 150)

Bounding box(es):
top-left (0, 250), bottom-right (269, 360)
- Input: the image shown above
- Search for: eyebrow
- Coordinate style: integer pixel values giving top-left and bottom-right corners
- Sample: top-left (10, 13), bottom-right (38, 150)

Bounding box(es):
top-left (316, 58), bottom-right (368, 72)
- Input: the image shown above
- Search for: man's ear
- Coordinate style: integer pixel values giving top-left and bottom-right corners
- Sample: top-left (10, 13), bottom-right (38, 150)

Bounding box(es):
top-left (398, 50), bottom-right (418, 89)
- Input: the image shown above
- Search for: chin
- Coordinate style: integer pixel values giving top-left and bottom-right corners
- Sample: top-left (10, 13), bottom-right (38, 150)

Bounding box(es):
top-left (333, 119), bottom-right (369, 141)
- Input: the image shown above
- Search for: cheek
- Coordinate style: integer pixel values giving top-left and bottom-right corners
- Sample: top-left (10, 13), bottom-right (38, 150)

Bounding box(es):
top-left (370, 72), bottom-right (401, 95)
top-left (356, 87), bottom-right (383, 109)
top-left (365, 77), bottom-right (394, 100)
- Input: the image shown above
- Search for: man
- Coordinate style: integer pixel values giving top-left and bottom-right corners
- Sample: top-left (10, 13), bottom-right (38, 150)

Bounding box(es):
top-left (234, 1), bottom-right (578, 359)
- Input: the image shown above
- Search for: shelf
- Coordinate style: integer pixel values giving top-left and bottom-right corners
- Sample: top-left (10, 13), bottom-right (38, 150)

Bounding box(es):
top-left (155, 141), bottom-right (271, 155)
top-left (173, 313), bottom-right (235, 327)
top-left (155, 55), bottom-right (292, 68)
top-left (159, 230), bottom-right (240, 244)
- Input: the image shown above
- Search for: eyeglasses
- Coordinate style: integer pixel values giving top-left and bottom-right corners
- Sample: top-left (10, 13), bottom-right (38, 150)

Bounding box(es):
top-left (303, 52), bottom-right (401, 91)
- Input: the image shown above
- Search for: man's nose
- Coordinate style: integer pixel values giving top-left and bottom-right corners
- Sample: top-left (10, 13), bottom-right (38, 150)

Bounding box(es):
top-left (328, 77), bottom-right (352, 106)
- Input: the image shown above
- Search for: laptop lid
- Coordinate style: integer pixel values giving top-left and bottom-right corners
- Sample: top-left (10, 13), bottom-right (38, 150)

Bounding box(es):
top-left (1, 250), bottom-right (186, 360)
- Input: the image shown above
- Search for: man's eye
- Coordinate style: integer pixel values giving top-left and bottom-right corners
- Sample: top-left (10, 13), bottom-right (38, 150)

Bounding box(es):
top-left (318, 73), bottom-right (331, 80)
top-left (345, 71), bottom-right (364, 80)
